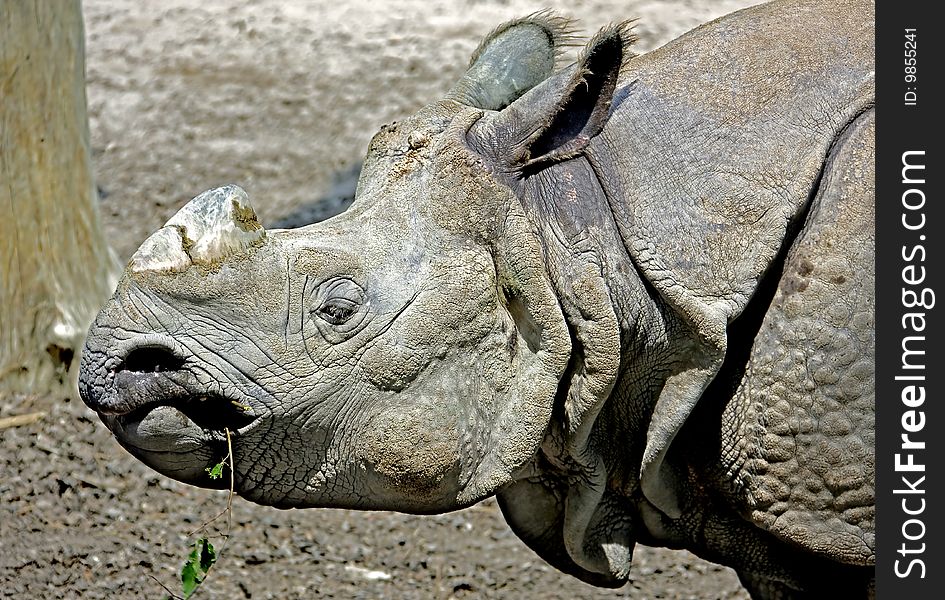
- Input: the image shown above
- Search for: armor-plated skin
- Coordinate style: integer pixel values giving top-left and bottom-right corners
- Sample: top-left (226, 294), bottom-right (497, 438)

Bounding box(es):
top-left (79, 1), bottom-right (875, 597)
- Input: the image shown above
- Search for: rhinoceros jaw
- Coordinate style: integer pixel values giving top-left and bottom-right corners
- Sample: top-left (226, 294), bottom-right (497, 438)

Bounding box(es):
top-left (130, 185), bottom-right (266, 273)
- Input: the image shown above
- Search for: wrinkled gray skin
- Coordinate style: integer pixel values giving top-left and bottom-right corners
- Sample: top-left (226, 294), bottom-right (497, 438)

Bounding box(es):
top-left (79, 0), bottom-right (875, 597)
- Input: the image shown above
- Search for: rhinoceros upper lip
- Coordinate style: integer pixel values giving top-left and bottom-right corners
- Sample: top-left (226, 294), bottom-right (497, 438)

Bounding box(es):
top-left (99, 344), bottom-right (258, 433)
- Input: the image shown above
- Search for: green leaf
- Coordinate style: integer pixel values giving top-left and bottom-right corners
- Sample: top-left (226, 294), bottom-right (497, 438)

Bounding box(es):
top-left (180, 537), bottom-right (216, 598)
top-left (206, 461), bottom-right (225, 479)
top-left (181, 560), bottom-right (200, 598)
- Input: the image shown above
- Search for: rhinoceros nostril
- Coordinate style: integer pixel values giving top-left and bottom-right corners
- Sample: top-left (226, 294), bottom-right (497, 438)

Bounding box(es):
top-left (118, 346), bottom-right (185, 374)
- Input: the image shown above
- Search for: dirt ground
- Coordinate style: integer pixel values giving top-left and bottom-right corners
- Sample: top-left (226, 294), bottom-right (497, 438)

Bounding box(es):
top-left (2, 1), bottom-right (763, 598)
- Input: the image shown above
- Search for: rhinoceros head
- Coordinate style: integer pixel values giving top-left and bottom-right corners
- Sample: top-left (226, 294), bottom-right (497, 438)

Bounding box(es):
top-left (80, 15), bottom-right (632, 515)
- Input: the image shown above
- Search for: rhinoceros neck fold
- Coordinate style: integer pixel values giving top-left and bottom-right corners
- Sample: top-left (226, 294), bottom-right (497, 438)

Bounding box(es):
top-left (516, 154), bottom-right (669, 466)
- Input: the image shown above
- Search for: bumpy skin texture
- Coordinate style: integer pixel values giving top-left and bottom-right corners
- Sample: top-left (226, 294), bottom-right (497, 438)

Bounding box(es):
top-left (725, 112), bottom-right (875, 565)
top-left (79, 1), bottom-right (875, 598)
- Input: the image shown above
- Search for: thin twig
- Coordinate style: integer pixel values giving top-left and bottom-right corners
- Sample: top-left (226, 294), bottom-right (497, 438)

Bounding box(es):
top-left (184, 427), bottom-right (236, 599)
top-left (187, 428), bottom-right (235, 538)
top-left (0, 411), bottom-right (45, 430)
top-left (226, 426), bottom-right (235, 536)
top-left (148, 573), bottom-right (183, 600)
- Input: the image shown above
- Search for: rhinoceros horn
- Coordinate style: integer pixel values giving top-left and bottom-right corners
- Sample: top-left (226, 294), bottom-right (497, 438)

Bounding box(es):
top-left (130, 185), bottom-right (265, 273)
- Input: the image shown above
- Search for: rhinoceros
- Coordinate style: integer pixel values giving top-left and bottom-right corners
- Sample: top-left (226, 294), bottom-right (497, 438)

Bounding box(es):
top-left (78, 0), bottom-right (875, 596)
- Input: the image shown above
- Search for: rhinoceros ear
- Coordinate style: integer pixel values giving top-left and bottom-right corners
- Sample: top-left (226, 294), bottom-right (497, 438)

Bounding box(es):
top-left (469, 23), bottom-right (636, 170)
top-left (448, 12), bottom-right (576, 111)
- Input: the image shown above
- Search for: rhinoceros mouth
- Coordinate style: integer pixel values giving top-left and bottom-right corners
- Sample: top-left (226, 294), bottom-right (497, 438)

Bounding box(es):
top-left (119, 392), bottom-right (257, 435)
top-left (104, 377), bottom-right (260, 469)
top-left (107, 345), bottom-right (258, 431)
top-left (90, 363), bottom-right (261, 488)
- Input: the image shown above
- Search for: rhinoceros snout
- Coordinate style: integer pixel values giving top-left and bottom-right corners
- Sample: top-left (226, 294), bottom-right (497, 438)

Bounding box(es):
top-left (78, 332), bottom-right (255, 485)
top-left (80, 334), bottom-right (255, 429)
top-left (79, 338), bottom-right (187, 415)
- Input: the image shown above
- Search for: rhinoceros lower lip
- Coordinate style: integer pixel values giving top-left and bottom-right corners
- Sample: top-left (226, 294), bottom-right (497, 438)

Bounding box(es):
top-left (109, 403), bottom-right (235, 490)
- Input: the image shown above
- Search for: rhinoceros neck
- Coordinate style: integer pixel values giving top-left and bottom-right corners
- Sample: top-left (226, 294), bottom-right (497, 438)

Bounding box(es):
top-left (519, 156), bottom-right (664, 340)
top-left (506, 0), bottom-right (876, 535)
top-left (517, 156), bottom-right (670, 457)
top-left (566, 0), bottom-right (875, 482)
top-left (547, 0), bottom-right (876, 537)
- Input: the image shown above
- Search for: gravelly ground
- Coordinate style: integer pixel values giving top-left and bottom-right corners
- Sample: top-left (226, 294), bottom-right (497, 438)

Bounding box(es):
top-left (2, 1), bottom-right (760, 598)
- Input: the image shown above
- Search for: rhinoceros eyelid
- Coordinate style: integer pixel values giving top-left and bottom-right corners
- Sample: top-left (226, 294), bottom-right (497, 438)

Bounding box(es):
top-left (322, 277), bottom-right (364, 297)
top-left (309, 277), bottom-right (368, 331)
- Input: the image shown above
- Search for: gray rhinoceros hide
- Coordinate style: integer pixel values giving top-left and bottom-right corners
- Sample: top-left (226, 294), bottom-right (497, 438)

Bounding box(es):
top-left (79, 0), bottom-right (875, 597)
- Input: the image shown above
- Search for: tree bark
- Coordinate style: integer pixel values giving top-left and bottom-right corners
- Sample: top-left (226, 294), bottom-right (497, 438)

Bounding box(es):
top-left (1, 0), bottom-right (119, 395)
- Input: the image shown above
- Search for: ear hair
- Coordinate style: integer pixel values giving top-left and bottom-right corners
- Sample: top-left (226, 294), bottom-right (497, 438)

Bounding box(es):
top-left (520, 21), bottom-right (638, 169)
top-left (448, 11), bottom-right (579, 111)
top-left (466, 10), bottom-right (579, 70)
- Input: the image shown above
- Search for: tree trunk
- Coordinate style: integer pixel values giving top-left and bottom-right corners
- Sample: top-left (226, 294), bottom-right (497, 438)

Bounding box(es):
top-left (1, 0), bottom-right (119, 395)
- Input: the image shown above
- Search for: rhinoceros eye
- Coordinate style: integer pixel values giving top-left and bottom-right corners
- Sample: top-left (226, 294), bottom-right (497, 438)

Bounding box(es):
top-left (316, 298), bottom-right (358, 325)
top-left (310, 278), bottom-right (367, 333)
